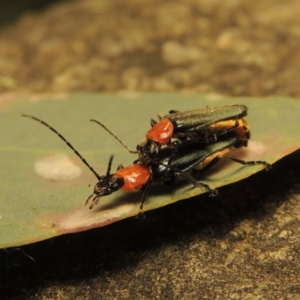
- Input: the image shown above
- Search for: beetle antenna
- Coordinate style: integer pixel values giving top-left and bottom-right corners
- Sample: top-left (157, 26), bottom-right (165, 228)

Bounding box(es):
top-left (22, 114), bottom-right (102, 181)
top-left (90, 119), bottom-right (138, 154)
top-left (106, 155), bottom-right (114, 176)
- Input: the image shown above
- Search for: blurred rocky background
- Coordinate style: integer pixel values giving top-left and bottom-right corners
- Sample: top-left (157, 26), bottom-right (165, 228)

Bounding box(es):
top-left (1, 0), bottom-right (300, 96)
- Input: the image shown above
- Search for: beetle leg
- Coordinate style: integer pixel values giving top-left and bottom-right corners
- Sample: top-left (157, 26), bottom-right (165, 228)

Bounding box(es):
top-left (136, 178), bottom-right (153, 218)
top-left (221, 156), bottom-right (272, 171)
top-left (157, 113), bottom-right (163, 120)
top-left (150, 118), bottom-right (157, 127)
top-left (177, 172), bottom-right (218, 197)
top-left (169, 109), bottom-right (180, 114)
top-left (117, 164), bottom-right (124, 170)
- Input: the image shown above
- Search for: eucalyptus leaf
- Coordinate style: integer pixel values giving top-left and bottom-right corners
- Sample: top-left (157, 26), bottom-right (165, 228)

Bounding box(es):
top-left (0, 94), bottom-right (299, 248)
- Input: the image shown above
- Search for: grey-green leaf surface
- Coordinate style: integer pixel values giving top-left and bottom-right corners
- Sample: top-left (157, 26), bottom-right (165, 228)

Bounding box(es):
top-left (0, 93), bottom-right (299, 248)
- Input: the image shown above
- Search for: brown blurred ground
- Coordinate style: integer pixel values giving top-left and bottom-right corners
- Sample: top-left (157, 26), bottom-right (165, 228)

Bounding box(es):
top-left (1, 0), bottom-right (300, 96)
top-left (1, 1), bottom-right (300, 299)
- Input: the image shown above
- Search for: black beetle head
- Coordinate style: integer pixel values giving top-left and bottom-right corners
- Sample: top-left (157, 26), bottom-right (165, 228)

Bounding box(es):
top-left (137, 138), bottom-right (160, 164)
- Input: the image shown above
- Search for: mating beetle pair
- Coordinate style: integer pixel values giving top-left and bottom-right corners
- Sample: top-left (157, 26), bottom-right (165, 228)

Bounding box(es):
top-left (22, 104), bottom-right (270, 213)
